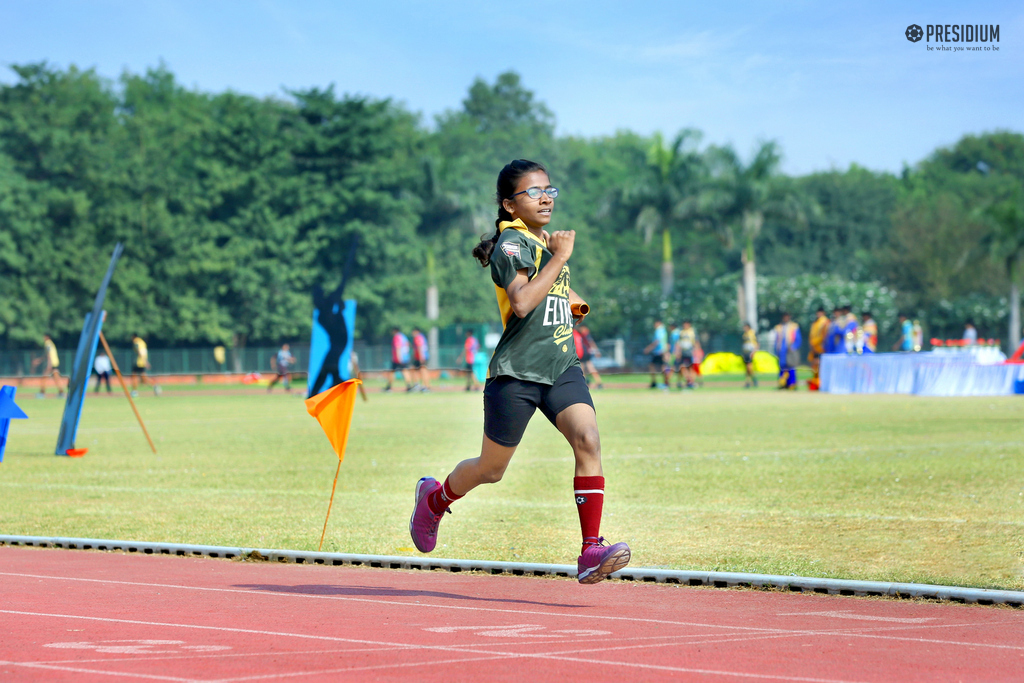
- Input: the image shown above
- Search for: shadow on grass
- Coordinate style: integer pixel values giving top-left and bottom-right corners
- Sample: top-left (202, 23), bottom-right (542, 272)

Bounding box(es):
top-left (234, 583), bottom-right (581, 608)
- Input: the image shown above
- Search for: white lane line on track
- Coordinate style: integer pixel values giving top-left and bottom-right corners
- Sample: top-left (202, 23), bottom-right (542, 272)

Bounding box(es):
top-left (0, 571), bottom-right (789, 634)
top-left (4, 610), bottom-right (1011, 683)
top-left (34, 632), bottom-right (764, 666)
top-left (5, 570), bottom-right (1015, 641)
top-left (0, 660), bottom-right (196, 682)
top-left (777, 610), bottom-right (937, 623)
top-left (210, 649), bottom-right (869, 683)
top-left (5, 607), bottom-right (1021, 671)
top-left (449, 623), bottom-right (1024, 668)
top-left (26, 635), bottom-right (844, 683)
top-left (37, 646), bottom-right (412, 665)
top-left (0, 610), bottom-right (429, 649)
top-left (4, 607), bottom-right (790, 661)
top-left (208, 654), bottom-right (567, 683)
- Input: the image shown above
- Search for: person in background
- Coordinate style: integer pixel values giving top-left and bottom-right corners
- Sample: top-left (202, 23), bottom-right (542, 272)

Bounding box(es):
top-left (773, 312), bottom-right (802, 390)
top-left (348, 349), bottom-right (369, 402)
top-left (808, 308), bottom-right (829, 376)
top-left (30, 333), bottom-right (65, 397)
top-left (892, 314), bottom-right (914, 352)
top-left (386, 327), bottom-right (413, 392)
top-left (574, 324), bottom-right (604, 390)
top-left (643, 320), bottom-right (669, 389)
top-left (861, 312), bottom-right (878, 353)
top-left (691, 333), bottom-right (706, 389)
top-left (824, 308), bottom-right (843, 354)
top-left (963, 320), bottom-right (978, 346)
top-left (665, 322), bottom-right (680, 388)
top-left (912, 319), bottom-right (923, 352)
top-left (130, 333), bottom-right (161, 397)
top-left (267, 343), bottom-right (295, 393)
top-left (676, 320), bottom-right (699, 390)
top-left (839, 306), bottom-right (859, 353)
top-left (213, 344), bottom-right (227, 372)
top-left (411, 326), bottom-right (431, 392)
top-left (455, 329), bottom-right (481, 392)
top-left (93, 349), bottom-right (112, 393)
top-left (741, 322), bottom-right (759, 389)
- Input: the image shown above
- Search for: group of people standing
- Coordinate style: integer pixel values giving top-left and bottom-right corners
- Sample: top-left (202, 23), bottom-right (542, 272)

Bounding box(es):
top-left (31, 332), bottom-right (159, 397)
top-left (779, 307), bottom-right (877, 390)
top-left (644, 320), bottom-right (703, 391)
top-left (776, 306), bottom-right (922, 390)
top-left (388, 325), bottom-right (604, 393)
top-left (386, 326), bottom-right (433, 393)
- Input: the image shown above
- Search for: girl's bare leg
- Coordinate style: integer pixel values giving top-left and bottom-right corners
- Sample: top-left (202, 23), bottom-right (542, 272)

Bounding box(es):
top-left (555, 403), bottom-right (601, 476)
top-left (446, 435), bottom-right (518, 495)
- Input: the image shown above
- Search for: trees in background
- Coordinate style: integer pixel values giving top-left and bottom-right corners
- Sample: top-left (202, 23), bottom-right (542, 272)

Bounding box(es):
top-left (702, 141), bottom-right (814, 331)
top-left (883, 132), bottom-right (1024, 342)
top-left (625, 130), bottom-right (704, 298)
top-left (978, 194), bottom-right (1024, 349)
top-left (0, 63), bottom-right (1020, 350)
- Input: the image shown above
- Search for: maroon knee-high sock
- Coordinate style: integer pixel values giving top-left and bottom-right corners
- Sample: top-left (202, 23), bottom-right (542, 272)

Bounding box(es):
top-left (574, 475), bottom-right (604, 550)
top-left (427, 476), bottom-right (463, 515)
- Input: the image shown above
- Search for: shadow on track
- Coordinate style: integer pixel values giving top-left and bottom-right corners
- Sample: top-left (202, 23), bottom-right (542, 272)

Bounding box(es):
top-left (235, 583), bottom-right (581, 608)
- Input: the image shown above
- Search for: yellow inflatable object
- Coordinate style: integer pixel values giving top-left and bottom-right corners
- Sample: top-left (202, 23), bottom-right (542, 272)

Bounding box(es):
top-left (699, 353), bottom-right (745, 374)
top-left (698, 351), bottom-right (780, 375)
top-left (752, 350), bottom-right (779, 374)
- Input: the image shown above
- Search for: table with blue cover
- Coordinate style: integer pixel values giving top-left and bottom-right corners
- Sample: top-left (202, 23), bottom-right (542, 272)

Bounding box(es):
top-left (820, 353), bottom-right (1024, 396)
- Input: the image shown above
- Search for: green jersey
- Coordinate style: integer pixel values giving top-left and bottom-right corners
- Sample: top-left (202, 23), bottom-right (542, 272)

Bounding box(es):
top-left (488, 219), bottom-right (579, 384)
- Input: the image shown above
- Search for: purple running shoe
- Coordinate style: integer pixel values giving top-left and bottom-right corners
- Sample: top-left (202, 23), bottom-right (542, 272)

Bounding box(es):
top-left (409, 477), bottom-right (446, 553)
top-left (577, 537), bottom-right (631, 585)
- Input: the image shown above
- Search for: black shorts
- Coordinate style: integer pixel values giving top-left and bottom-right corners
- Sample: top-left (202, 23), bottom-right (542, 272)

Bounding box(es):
top-left (581, 351), bottom-right (593, 363)
top-left (649, 352), bottom-right (664, 369)
top-left (742, 351), bottom-right (755, 365)
top-left (411, 358), bottom-right (424, 370)
top-left (483, 365), bottom-right (594, 447)
top-left (391, 361), bottom-right (407, 371)
top-left (132, 366), bottom-right (146, 376)
top-left (277, 367), bottom-right (290, 377)
top-left (678, 354), bottom-right (693, 369)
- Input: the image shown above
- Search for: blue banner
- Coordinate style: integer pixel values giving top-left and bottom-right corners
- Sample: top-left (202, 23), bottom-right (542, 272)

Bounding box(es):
top-left (56, 244), bottom-right (122, 455)
top-left (307, 300), bottom-right (356, 398)
top-left (0, 385), bottom-right (29, 463)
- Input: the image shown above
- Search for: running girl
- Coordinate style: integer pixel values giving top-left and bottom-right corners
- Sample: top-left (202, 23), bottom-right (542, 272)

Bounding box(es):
top-left (409, 159), bottom-right (630, 584)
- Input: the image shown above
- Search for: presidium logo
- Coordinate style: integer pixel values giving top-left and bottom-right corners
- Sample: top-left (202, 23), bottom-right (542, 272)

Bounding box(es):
top-left (906, 23), bottom-right (1001, 51)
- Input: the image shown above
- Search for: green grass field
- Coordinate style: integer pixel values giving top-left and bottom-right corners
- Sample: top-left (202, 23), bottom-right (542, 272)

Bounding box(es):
top-left (2, 381), bottom-right (1022, 590)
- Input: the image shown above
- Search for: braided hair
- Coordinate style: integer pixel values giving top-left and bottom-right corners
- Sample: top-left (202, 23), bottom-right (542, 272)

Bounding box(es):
top-left (471, 159), bottom-right (547, 266)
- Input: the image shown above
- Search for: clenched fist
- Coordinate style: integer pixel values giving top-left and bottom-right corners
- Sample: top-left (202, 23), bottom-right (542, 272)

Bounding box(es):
top-left (546, 230), bottom-right (576, 261)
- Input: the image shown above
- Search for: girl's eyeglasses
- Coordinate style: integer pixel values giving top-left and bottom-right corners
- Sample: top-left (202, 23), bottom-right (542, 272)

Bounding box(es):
top-left (509, 186), bottom-right (559, 200)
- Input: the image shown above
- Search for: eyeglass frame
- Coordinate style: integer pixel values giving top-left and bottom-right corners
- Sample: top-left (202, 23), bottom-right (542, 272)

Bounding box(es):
top-left (508, 186), bottom-right (559, 200)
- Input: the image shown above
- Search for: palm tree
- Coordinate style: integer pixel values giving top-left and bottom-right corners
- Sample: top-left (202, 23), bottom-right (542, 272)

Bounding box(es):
top-left (628, 130), bottom-right (704, 298)
top-left (706, 141), bottom-right (811, 331)
top-left (979, 194), bottom-right (1024, 351)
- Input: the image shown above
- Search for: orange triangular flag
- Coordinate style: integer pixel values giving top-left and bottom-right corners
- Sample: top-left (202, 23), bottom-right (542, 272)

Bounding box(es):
top-left (305, 379), bottom-right (361, 461)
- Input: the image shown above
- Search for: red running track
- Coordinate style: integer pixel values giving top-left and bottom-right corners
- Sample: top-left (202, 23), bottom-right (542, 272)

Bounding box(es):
top-left (1, 545), bottom-right (1022, 682)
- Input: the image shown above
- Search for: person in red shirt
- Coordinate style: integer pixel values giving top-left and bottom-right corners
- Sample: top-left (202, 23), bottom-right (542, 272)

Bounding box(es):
top-left (385, 327), bottom-right (413, 393)
top-left (574, 325), bottom-right (603, 389)
top-left (456, 329), bottom-right (481, 391)
top-left (411, 327), bottom-right (431, 392)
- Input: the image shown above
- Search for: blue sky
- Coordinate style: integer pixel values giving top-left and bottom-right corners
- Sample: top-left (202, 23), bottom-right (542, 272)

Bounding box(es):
top-left (1, 0), bottom-right (1020, 174)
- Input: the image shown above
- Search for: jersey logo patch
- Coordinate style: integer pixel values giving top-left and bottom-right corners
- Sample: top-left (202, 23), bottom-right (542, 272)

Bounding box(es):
top-left (501, 242), bottom-right (521, 258)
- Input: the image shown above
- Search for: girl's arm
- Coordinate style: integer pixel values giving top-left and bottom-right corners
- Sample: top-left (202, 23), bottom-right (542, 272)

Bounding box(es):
top-left (504, 230), bottom-right (575, 318)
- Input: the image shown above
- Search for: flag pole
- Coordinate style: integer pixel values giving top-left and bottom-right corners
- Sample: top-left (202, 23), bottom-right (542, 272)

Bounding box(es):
top-left (318, 459), bottom-right (343, 551)
top-left (99, 331), bottom-right (157, 454)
